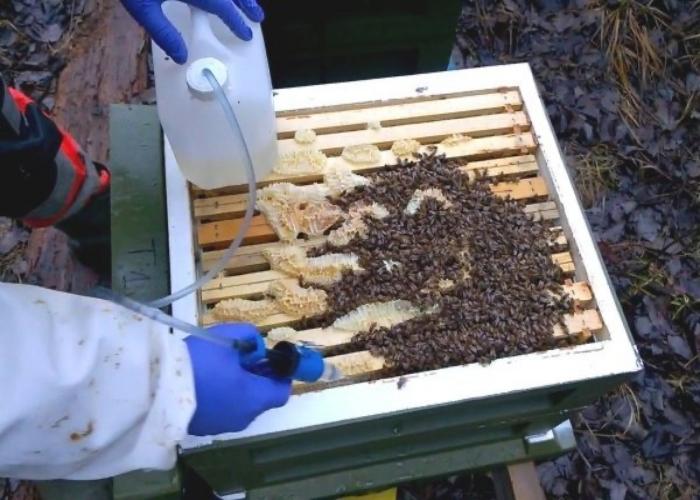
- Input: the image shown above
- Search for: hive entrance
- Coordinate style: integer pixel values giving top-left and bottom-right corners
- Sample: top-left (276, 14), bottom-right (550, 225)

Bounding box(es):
top-left (191, 88), bottom-right (603, 391)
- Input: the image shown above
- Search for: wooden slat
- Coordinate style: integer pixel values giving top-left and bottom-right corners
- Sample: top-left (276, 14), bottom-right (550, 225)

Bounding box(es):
top-left (276, 91), bottom-right (523, 136)
top-left (200, 202), bottom-right (561, 273)
top-left (275, 86), bottom-right (518, 118)
top-left (490, 177), bottom-right (548, 199)
top-left (262, 282), bottom-right (595, 349)
top-left (193, 154), bottom-right (540, 221)
top-left (297, 351), bottom-right (386, 388)
top-left (197, 215), bottom-right (278, 248)
top-left (202, 253), bottom-right (580, 326)
top-left (203, 278), bottom-right (296, 303)
top-left (201, 235), bottom-right (573, 305)
top-left (202, 238), bottom-right (323, 274)
top-left (552, 309), bottom-right (603, 339)
top-left (203, 312), bottom-right (298, 330)
top-left (191, 132), bottom-right (537, 197)
top-left (506, 462), bottom-right (547, 500)
top-left (553, 251), bottom-right (575, 274)
top-left (284, 308), bottom-right (603, 385)
top-left (278, 112), bottom-right (530, 156)
top-left (196, 177), bottom-right (550, 248)
top-left (299, 304), bottom-right (602, 385)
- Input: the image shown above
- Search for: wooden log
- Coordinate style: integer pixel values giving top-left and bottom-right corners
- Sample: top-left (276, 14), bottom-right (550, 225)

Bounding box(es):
top-left (53, 1), bottom-right (149, 163)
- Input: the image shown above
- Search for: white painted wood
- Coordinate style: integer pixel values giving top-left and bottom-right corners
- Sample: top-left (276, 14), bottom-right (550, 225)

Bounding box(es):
top-left (516, 65), bottom-right (640, 360)
top-left (163, 137), bottom-right (200, 332)
top-left (273, 65), bottom-right (526, 113)
top-left (162, 63), bottom-right (642, 447)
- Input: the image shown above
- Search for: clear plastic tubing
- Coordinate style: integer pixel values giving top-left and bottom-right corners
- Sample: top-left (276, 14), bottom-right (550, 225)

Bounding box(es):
top-left (148, 67), bottom-right (257, 309)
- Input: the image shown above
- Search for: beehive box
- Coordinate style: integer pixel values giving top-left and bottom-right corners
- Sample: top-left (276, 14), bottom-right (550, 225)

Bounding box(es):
top-left (164, 63), bottom-right (641, 496)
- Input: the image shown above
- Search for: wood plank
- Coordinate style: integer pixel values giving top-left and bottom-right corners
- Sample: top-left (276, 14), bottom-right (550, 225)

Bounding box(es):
top-left (490, 177), bottom-right (548, 199)
top-left (203, 312), bottom-right (299, 329)
top-left (194, 158), bottom-right (540, 221)
top-left (203, 277), bottom-right (297, 303)
top-left (277, 91), bottom-right (523, 136)
top-left (202, 238), bottom-right (324, 274)
top-left (197, 215), bottom-right (277, 248)
top-left (196, 177), bottom-right (550, 248)
top-left (200, 202), bottom-right (561, 273)
top-left (506, 462), bottom-right (547, 500)
top-left (261, 283), bottom-right (595, 349)
top-left (54, 1), bottom-right (149, 163)
top-left (199, 224), bottom-right (566, 273)
top-left (295, 351), bottom-right (386, 390)
top-left (200, 236), bottom-right (573, 304)
top-left (278, 112), bottom-right (530, 156)
top-left (552, 309), bottom-right (602, 339)
top-left (202, 248), bottom-right (572, 304)
top-left (465, 154), bottom-right (537, 170)
top-left (303, 308), bottom-right (601, 351)
top-left (274, 79), bottom-right (517, 117)
top-left (191, 132), bottom-right (537, 197)
top-left (284, 308), bottom-right (603, 384)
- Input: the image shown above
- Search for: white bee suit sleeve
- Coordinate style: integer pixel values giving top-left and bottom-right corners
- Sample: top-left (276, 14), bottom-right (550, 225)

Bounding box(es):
top-left (0, 283), bottom-right (196, 480)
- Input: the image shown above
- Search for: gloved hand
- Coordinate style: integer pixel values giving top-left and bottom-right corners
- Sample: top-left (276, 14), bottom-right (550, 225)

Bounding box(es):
top-left (0, 97), bottom-right (61, 219)
top-left (185, 323), bottom-right (291, 436)
top-left (120, 0), bottom-right (265, 64)
top-left (0, 76), bottom-right (109, 226)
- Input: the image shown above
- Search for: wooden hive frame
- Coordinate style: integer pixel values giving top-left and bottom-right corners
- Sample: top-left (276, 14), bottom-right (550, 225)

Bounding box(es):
top-left (165, 63), bottom-right (641, 446)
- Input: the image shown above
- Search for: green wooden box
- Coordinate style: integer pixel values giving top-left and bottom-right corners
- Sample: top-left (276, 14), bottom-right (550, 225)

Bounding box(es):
top-left (258, 0), bottom-right (462, 87)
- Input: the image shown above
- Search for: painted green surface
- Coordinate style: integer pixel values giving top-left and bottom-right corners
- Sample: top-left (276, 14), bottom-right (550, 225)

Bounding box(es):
top-left (109, 105), bottom-right (180, 500)
top-left (113, 470), bottom-right (181, 500)
top-left (109, 104), bottom-right (170, 303)
top-left (183, 376), bottom-right (630, 497)
top-left (259, 0), bottom-right (462, 87)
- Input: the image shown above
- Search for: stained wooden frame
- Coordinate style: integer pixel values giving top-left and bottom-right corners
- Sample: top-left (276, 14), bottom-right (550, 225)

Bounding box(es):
top-left (164, 63), bottom-right (641, 449)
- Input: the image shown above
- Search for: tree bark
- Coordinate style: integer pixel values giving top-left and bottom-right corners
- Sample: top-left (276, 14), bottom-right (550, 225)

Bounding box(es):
top-left (53, 0), bottom-right (149, 164)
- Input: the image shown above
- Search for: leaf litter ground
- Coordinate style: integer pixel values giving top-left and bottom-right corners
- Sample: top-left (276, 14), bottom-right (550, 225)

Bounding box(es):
top-left (401, 1), bottom-right (699, 499)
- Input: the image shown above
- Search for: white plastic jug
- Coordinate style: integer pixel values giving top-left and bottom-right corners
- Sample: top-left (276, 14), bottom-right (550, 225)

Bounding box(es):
top-left (153, 3), bottom-right (278, 189)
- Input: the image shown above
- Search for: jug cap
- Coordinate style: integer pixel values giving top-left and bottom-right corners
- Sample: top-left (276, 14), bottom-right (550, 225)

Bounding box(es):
top-left (187, 57), bottom-right (228, 97)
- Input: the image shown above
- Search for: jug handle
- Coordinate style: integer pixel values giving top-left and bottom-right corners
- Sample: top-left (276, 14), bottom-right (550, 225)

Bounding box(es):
top-left (189, 6), bottom-right (230, 55)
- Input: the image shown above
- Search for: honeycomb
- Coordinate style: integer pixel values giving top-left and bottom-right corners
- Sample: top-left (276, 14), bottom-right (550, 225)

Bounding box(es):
top-left (263, 245), bottom-right (363, 285)
top-left (256, 183), bottom-right (343, 241)
top-left (273, 150), bottom-right (327, 176)
top-left (332, 300), bottom-right (421, 332)
top-left (267, 280), bottom-right (328, 317)
top-left (391, 138), bottom-right (421, 157)
top-left (404, 188), bottom-right (453, 215)
top-left (324, 164), bottom-right (371, 196)
top-left (327, 202), bottom-right (389, 247)
top-left (212, 298), bottom-right (278, 322)
top-left (440, 133), bottom-right (472, 147)
top-left (294, 128), bottom-right (317, 145)
top-left (341, 144), bottom-right (381, 164)
top-left (266, 326), bottom-right (299, 343)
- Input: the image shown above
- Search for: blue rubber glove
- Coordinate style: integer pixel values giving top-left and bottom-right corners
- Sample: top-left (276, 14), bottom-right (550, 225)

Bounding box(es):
top-left (185, 323), bottom-right (291, 436)
top-left (120, 0), bottom-right (265, 64)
